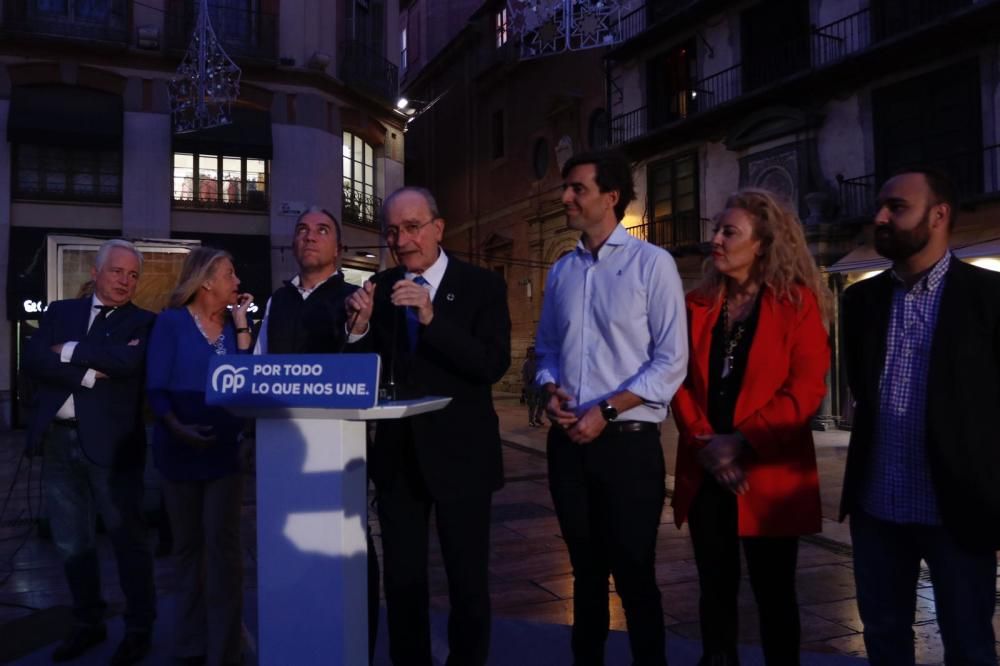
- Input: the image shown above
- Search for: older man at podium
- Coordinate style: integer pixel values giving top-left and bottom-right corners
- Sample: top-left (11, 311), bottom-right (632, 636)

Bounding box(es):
top-left (346, 186), bottom-right (512, 665)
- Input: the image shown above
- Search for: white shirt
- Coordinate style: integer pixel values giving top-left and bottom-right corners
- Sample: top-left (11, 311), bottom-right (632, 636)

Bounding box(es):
top-left (534, 224), bottom-right (688, 423)
top-left (54, 295), bottom-right (115, 420)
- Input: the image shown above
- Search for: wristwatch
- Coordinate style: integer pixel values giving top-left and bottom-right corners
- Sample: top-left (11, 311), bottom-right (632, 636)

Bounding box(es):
top-left (599, 400), bottom-right (618, 422)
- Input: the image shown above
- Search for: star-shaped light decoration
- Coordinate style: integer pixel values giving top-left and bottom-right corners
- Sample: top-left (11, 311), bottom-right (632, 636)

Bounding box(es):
top-left (168, 0), bottom-right (241, 134)
top-left (509, 0), bottom-right (628, 59)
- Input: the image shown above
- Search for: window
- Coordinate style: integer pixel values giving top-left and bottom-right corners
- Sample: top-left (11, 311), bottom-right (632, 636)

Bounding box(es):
top-left (496, 7), bottom-right (508, 48)
top-left (401, 25), bottom-right (408, 70)
top-left (648, 154), bottom-right (700, 247)
top-left (648, 42), bottom-right (695, 127)
top-left (872, 60), bottom-right (982, 198)
top-left (343, 131), bottom-right (379, 228)
top-left (13, 144), bottom-right (121, 203)
top-left (588, 109), bottom-right (608, 149)
top-left (491, 110), bottom-right (505, 160)
top-left (741, 0), bottom-right (810, 92)
top-left (172, 153), bottom-right (269, 210)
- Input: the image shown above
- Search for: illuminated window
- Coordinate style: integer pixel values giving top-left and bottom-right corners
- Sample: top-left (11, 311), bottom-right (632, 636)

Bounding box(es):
top-left (172, 153), bottom-right (269, 210)
top-left (343, 131), bottom-right (379, 228)
top-left (496, 7), bottom-right (508, 48)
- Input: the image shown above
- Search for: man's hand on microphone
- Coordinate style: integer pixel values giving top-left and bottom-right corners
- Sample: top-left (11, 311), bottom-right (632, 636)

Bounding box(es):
top-left (392, 279), bottom-right (434, 325)
top-left (346, 281), bottom-right (376, 334)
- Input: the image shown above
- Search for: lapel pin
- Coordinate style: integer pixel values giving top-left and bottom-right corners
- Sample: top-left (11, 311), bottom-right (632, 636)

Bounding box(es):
top-left (446, 293), bottom-right (455, 302)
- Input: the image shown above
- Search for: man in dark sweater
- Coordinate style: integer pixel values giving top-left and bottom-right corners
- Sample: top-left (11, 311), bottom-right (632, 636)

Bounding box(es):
top-left (253, 206), bottom-right (379, 662)
top-left (254, 206), bottom-right (358, 355)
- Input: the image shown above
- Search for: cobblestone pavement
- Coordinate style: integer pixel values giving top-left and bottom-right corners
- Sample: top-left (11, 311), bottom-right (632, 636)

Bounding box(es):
top-left (0, 395), bottom-right (996, 664)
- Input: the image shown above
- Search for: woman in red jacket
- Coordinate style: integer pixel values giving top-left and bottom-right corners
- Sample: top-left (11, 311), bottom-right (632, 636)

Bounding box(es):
top-left (672, 189), bottom-right (832, 666)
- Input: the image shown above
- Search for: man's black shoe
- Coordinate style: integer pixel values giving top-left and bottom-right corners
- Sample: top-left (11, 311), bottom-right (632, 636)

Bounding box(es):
top-left (52, 623), bottom-right (107, 662)
top-left (110, 631), bottom-right (152, 666)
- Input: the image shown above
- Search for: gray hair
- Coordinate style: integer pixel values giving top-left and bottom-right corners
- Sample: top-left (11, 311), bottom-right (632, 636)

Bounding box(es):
top-left (295, 205), bottom-right (342, 247)
top-left (95, 239), bottom-right (143, 271)
top-left (379, 187), bottom-right (441, 227)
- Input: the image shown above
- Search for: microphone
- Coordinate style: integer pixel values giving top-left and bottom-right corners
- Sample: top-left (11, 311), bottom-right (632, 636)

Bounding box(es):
top-left (355, 269), bottom-right (400, 402)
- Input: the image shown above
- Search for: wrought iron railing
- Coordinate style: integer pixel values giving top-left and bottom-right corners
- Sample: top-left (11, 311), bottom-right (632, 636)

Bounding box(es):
top-left (812, 8), bottom-right (872, 67)
top-left (838, 145), bottom-right (1000, 221)
top-left (871, 0), bottom-right (973, 41)
top-left (625, 213), bottom-right (708, 248)
top-left (3, 0), bottom-right (129, 43)
top-left (173, 183), bottom-right (269, 212)
top-left (342, 187), bottom-right (382, 230)
top-left (837, 174), bottom-right (876, 220)
top-left (610, 106), bottom-right (646, 146)
top-left (340, 40), bottom-right (399, 103)
top-left (166, 1), bottom-right (279, 61)
top-left (691, 64), bottom-right (742, 113)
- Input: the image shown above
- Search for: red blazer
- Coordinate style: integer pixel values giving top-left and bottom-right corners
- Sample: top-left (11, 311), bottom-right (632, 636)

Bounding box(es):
top-left (671, 285), bottom-right (829, 537)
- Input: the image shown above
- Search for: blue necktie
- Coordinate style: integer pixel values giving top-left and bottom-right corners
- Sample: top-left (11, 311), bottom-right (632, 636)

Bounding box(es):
top-left (406, 276), bottom-right (429, 351)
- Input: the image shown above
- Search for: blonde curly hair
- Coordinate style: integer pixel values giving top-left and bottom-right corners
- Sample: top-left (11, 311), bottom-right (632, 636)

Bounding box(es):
top-left (695, 188), bottom-right (833, 326)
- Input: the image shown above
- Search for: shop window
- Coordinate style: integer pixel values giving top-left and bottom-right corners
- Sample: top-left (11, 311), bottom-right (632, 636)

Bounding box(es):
top-left (172, 152), bottom-right (269, 210)
top-left (13, 144), bottom-right (121, 204)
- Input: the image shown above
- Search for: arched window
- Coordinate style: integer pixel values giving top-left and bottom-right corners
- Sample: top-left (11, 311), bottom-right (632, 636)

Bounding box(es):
top-left (343, 131), bottom-right (378, 228)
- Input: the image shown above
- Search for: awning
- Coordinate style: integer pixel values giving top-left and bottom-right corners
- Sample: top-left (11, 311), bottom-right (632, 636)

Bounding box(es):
top-left (826, 225), bottom-right (1000, 274)
top-left (7, 85), bottom-right (123, 149)
top-left (173, 107), bottom-right (273, 159)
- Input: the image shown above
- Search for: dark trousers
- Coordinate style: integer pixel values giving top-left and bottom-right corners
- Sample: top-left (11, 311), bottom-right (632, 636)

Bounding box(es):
top-left (376, 439), bottom-right (492, 666)
top-left (547, 425), bottom-right (667, 666)
top-left (43, 424), bottom-right (156, 631)
top-left (368, 522), bottom-right (379, 666)
top-left (164, 475), bottom-right (243, 665)
top-left (850, 510), bottom-right (997, 666)
top-left (687, 476), bottom-right (800, 666)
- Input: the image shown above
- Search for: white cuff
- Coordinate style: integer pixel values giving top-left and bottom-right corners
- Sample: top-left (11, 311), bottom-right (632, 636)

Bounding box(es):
top-left (346, 323), bottom-right (369, 344)
top-left (60, 341), bottom-right (79, 363)
top-left (81, 369), bottom-right (97, 388)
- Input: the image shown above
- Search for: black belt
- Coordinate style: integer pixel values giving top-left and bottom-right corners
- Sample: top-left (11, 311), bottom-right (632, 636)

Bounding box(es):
top-left (605, 420), bottom-right (659, 434)
top-left (52, 419), bottom-right (79, 429)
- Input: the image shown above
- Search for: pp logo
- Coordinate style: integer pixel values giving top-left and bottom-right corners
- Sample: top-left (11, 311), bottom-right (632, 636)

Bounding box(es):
top-left (212, 365), bottom-right (248, 394)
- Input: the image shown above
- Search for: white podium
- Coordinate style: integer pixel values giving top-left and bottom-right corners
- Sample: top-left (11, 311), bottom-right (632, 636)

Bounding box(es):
top-left (244, 397), bottom-right (451, 666)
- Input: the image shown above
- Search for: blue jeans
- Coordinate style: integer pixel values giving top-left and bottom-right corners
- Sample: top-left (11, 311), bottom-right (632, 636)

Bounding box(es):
top-left (850, 510), bottom-right (997, 666)
top-left (43, 424), bottom-right (156, 631)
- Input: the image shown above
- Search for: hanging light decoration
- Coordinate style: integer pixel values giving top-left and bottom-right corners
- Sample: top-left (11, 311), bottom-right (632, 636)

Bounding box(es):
top-left (508, 0), bottom-right (637, 59)
top-left (168, 0), bottom-right (241, 134)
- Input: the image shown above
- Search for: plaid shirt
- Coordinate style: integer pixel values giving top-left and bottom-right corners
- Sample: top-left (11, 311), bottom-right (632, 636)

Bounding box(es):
top-left (860, 252), bottom-right (952, 525)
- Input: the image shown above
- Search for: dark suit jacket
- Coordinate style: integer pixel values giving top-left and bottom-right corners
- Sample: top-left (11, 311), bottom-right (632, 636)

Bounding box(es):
top-left (24, 298), bottom-right (155, 469)
top-left (840, 257), bottom-right (1000, 549)
top-left (349, 257), bottom-right (511, 502)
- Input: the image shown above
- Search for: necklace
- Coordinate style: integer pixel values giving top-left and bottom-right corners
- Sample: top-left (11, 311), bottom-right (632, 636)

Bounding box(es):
top-left (720, 298), bottom-right (747, 379)
top-left (189, 307), bottom-right (227, 356)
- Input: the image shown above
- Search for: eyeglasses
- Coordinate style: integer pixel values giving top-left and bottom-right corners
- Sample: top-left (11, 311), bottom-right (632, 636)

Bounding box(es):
top-left (382, 219), bottom-right (436, 242)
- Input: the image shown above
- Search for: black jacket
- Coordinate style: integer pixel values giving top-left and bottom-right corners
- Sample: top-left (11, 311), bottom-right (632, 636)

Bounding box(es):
top-left (348, 257), bottom-right (511, 501)
top-left (840, 257), bottom-right (1000, 549)
top-left (24, 298), bottom-right (154, 469)
top-left (265, 273), bottom-right (358, 354)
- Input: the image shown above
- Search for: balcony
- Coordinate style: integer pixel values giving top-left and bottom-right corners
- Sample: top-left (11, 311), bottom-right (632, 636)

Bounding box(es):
top-left (609, 1), bottom-right (1000, 150)
top-left (166, 1), bottom-right (278, 62)
top-left (343, 186), bottom-right (382, 230)
top-left (2, 0), bottom-right (129, 44)
top-left (339, 40), bottom-right (399, 103)
top-left (836, 144), bottom-right (1000, 221)
top-left (625, 213), bottom-right (708, 250)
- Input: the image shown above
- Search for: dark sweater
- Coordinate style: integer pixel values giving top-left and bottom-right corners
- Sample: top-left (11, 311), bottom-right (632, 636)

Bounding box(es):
top-left (265, 273), bottom-right (358, 354)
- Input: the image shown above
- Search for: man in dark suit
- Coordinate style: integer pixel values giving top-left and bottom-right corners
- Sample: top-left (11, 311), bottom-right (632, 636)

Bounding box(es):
top-left (346, 186), bottom-right (511, 665)
top-left (24, 239), bottom-right (156, 665)
top-left (841, 168), bottom-right (1000, 666)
